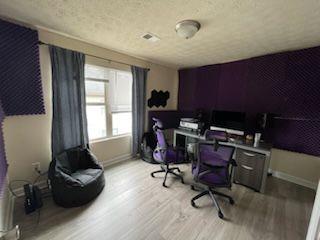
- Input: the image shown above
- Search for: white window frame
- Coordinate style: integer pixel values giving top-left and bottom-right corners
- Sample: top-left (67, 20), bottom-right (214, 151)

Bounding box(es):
top-left (85, 65), bottom-right (132, 142)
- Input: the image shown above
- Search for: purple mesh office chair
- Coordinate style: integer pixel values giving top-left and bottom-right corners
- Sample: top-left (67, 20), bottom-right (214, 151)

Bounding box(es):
top-left (204, 129), bottom-right (228, 142)
top-left (190, 129), bottom-right (229, 191)
top-left (150, 118), bottom-right (185, 187)
top-left (191, 131), bottom-right (236, 219)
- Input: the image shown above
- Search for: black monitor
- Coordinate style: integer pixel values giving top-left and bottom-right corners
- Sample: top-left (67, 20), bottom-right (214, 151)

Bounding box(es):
top-left (211, 110), bottom-right (246, 131)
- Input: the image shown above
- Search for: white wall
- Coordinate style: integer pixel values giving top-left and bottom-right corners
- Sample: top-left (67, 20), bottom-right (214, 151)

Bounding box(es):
top-left (0, 179), bottom-right (14, 238)
top-left (4, 45), bottom-right (52, 187)
top-left (3, 28), bottom-right (179, 186)
top-left (270, 149), bottom-right (320, 189)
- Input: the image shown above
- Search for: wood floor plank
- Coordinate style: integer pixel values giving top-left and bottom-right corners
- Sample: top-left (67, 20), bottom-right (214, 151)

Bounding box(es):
top-left (13, 160), bottom-right (315, 240)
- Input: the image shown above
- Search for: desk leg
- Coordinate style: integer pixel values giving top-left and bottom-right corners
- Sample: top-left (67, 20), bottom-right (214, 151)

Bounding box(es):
top-left (260, 153), bottom-right (271, 194)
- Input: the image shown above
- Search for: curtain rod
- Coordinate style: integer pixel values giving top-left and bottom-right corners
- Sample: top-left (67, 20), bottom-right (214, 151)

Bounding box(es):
top-left (38, 41), bottom-right (150, 71)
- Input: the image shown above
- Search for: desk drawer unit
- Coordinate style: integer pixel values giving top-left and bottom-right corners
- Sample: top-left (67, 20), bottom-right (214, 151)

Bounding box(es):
top-left (234, 149), bottom-right (266, 191)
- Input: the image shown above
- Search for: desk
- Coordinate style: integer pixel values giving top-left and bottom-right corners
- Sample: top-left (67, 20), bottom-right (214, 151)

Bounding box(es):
top-left (173, 128), bottom-right (272, 193)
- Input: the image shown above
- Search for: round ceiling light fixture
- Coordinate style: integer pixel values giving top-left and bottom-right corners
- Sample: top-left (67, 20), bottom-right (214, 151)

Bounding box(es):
top-left (175, 20), bottom-right (201, 39)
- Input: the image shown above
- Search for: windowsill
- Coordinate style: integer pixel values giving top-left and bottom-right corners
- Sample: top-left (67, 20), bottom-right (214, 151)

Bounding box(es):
top-left (89, 134), bottom-right (132, 144)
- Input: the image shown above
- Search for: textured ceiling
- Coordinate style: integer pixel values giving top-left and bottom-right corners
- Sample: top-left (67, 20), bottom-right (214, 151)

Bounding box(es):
top-left (0, 0), bottom-right (320, 68)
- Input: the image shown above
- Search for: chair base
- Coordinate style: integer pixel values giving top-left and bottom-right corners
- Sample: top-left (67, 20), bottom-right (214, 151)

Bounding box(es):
top-left (191, 188), bottom-right (234, 219)
top-left (151, 164), bottom-right (184, 187)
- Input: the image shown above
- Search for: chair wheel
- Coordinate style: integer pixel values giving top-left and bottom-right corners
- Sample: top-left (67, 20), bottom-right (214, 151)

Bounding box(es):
top-left (191, 200), bottom-right (196, 208)
top-left (162, 182), bottom-right (168, 188)
top-left (218, 211), bottom-right (224, 219)
top-left (151, 173), bottom-right (155, 178)
top-left (191, 185), bottom-right (196, 191)
top-left (181, 179), bottom-right (185, 184)
top-left (229, 198), bottom-right (234, 205)
top-left (177, 168), bottom-right (181, 173)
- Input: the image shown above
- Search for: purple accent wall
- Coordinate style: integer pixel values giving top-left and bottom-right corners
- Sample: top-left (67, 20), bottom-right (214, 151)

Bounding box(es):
top-left (0, 19), bottom-right (45, 116)
top-left (195, 65), bottom-right (220, 110)
top-left (178, 46), bottom-right (320, 156)
top-left (178, 68), bottom-right (198, 111)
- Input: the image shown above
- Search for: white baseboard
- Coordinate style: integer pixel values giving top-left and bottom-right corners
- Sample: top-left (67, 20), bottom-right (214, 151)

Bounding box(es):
top-left (0, 180), bottom-right (15, 238)
top-left (269, 169), bottom-right (318, 190)
top-left (307, 180), bottom-right (320, 240)
top-left (4, 192), bottom-right (15, 233)
top-left (101, 153), bottom-right (133, 168)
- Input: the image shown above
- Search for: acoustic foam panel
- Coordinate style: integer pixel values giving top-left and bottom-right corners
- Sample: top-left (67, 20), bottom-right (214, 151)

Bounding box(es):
top-left (0, 19), bottom-right (45, 116)
top-left (178, 46), bottom-right (320, 156)
top-left (148, 90), bottom-right (170, 108)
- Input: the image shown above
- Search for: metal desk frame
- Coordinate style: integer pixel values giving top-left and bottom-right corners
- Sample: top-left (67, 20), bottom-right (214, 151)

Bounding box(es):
top-left (173, 128), bottom-right (272, 193)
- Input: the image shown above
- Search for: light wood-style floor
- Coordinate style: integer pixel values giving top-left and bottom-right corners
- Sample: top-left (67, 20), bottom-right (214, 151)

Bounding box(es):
top-left (14, 160), bottom-right (315, 240)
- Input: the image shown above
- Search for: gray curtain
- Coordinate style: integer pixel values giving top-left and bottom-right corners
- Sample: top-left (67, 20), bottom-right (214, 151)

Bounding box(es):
top-left (50, 46), bottom-right (88, 157)
top-left (131, 66), bottom-right (148, 156)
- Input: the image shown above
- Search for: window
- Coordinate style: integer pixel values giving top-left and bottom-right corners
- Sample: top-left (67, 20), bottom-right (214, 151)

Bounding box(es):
top-left (85, 64), bottom-right (132, 141)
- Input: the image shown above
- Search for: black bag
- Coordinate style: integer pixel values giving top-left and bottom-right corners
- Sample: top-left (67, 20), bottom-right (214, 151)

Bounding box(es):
top-left (48, 147), bottom-right (105, 207)
top-left (140, 132), bottom-right (158, 164)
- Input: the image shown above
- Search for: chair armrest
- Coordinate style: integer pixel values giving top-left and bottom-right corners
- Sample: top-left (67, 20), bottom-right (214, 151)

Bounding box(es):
top-left (197, 160), bottom-right (229, 179)
top-left (197, 162), bottom-right (229, 179)
top-left (202, 158), bottom-right (237, 169)
top-left (198, 169), bottom-right (216, 179)
top-left (202, 158), bottom-right (228, 169)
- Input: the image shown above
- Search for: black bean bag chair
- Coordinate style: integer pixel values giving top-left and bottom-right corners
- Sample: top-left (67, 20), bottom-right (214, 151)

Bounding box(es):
top-left (48, 146), bottom-right (105, 207)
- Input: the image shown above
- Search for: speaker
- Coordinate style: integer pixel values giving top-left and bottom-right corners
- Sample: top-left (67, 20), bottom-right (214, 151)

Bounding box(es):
top-left (256, 113), bottom-right (277, 131)
top-left (195, 109), bottom-right (211, 135)
top-left (255, 113), bottom-right (277, 142)
top-left (256, 113), bottom-right (267, 131)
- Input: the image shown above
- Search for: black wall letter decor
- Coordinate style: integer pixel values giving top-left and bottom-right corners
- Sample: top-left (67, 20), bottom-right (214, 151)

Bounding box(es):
top-left (148, 90), bottom-right (170, 108)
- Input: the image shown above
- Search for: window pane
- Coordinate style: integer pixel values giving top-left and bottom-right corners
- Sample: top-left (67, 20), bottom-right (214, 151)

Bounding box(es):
top-left (112, 112), bottom-right (132, 135)
top-left (87, 105), bottom-right (107, 139)
top-left (108, 71), bottom-right (132, 112)
top-left (85, 64), bottom-right (115, 80)
top-left (85, 81), bottom-right (105, 103)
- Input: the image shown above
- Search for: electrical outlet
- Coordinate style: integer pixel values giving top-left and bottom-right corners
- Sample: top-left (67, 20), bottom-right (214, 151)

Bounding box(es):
top-left (32, 162), bottom-right (41, 173)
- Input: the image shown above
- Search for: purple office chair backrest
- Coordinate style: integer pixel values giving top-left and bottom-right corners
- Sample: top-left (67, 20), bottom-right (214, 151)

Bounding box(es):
top-left (152, 118), bottom-right (167, 149)
top-left (193, 142), bottom-right (235, 187)
top-left (205, 130), bottom-right (228, 142)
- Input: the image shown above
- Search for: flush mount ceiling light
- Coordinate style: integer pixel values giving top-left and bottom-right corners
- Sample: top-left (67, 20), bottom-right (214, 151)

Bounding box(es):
top-left (175, 20), bottom-right (201, 39)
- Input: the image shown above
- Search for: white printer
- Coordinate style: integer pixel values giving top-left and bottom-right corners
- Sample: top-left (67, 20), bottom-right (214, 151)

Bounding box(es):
top-left (179, 118), bottom-right (203, 132)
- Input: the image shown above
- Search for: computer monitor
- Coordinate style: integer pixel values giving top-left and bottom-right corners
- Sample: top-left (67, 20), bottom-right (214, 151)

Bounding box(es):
top-left (211, 110), bottom-right (246, 132)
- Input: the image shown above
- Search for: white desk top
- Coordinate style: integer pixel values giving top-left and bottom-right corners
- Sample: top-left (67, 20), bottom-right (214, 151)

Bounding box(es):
top-left (174, 128), bottom-right (272, 156)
